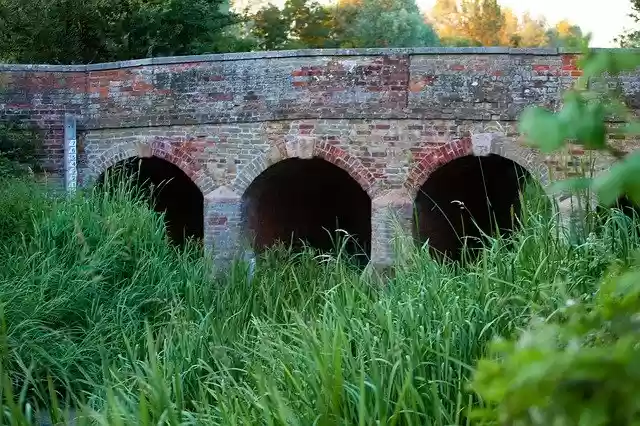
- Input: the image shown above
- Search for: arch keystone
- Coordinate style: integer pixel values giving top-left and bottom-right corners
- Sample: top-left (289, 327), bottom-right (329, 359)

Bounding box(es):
top-left (286, 136), bottom-right (315, 159)
top-left (471, 133), bottom-right (493, 156)
top-left (136, 142), bottom-right (153, 158)
top-left (471, 132), bottom-right (550, 187)
top-left (235, 139), bottom-right (377, 198)
top-left (266, 145), bottom-right (284, 166)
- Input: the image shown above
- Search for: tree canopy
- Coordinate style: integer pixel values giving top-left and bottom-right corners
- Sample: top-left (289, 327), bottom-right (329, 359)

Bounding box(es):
top-left (427, 0), bottom-right (589, 48)
top-left (0, 0), bottom-right (252, 64)
top-left (616, 0), bottom-right (640, 47)
top-left (0, 0), bottom-right (621, 65)
top-left (248, 0), bottom-right (440, 50)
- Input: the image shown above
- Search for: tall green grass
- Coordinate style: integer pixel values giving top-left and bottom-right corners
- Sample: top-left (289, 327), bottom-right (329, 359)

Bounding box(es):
top-left (0, 176), bottom-right (637, 425)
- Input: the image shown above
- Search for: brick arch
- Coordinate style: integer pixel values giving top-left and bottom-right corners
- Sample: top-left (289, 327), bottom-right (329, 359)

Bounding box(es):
top-left (85, 137), bottom-right (214, 195)
top-left (403, 133), bottom-right (550, 199)
top-left (477, 133), bottom-right (550, 189)
top-left (404, 137), bottom-right (473, 199)
top-left (232, 137), bottom-right (379, 198)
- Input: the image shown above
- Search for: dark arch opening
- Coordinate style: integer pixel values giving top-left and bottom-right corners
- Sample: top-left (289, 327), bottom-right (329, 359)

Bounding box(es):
top-left (241, 157), bottom-right (372, 264)
top-left (597, 196), bottom-right (640, 219)
top-left (413, 154), bottom-right (536, 262)
top-left (96, 156), bottom-right (204, 246)
top-left (594, 195), bottom-right (640, 239)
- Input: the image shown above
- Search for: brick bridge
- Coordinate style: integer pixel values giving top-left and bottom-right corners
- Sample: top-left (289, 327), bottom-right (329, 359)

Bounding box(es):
top-left (1, 47), bottom-right (640, 267)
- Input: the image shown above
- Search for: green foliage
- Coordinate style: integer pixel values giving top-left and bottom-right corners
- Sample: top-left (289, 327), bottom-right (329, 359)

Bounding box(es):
top-left (546, 23), bottom-right (588, 50)
top-left (0, 119), bottom-right (42, 178)
top-left (0, 172), bottom-right (638, 423)
top-left (519, 48), bottom-right (640, 205)
top-left (0, 176), bottom-right (211, 399)
top-left (0, 178), bottom-right (53, 245)
top-left (0, 0), bottom-right (250, 64)
top-left (248, 0), bottom-right (439, 50)
top-left (249, 0), bottom-right (338, 50)
top-left (472, 46), bottom-right (640, 425)
top-left (616, 0), bottom-right (640, 47)
top-left (346, 0), bottom-right (440, 47)
top-left (458, 0), bottom-right (504, 46)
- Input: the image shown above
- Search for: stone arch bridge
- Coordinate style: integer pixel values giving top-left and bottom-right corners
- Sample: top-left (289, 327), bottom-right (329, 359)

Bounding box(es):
top-left (1, 47), bottom-right (640, 267)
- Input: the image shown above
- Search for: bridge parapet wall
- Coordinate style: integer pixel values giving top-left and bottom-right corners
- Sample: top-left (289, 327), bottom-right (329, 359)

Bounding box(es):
top-left (2, 47), bottom-right (640, 175)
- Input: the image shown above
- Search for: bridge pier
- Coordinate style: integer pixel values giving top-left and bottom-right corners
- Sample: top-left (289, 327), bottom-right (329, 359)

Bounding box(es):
top-left (204, 186), bottom-right (243, 270)
top-left (370, 189), bottom-right (414, 268)
top-left (205, 185), bottom-right (416, 273)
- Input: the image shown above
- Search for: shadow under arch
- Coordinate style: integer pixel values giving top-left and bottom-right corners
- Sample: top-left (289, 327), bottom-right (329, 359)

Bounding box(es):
top-left (592, 194), bottom-right (640, 242)
top-left (240, 157), bottom-right (372, 264)
top-left (412, 153), bottom-right (547, 263)
top-left (96, 155), bottom-right (204, 247)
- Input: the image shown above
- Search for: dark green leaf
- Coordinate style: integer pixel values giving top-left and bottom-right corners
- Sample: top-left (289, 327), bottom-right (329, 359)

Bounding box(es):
top-left (576, 102), bottom-right (608, 149)
top-left (519, 107), bottom-right (567, 152)
top-left (593, 151), bottom-right (640, 206)
top-left (548, 177), bottom-right (594, 196)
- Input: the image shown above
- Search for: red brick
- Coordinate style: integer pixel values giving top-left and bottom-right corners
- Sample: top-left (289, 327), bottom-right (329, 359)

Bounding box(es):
top-left (532, 65), bottom-right (551, 73)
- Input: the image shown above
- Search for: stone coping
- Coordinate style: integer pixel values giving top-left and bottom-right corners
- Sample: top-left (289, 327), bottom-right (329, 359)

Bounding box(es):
top-left (1, 47), bottom-right (638, 72)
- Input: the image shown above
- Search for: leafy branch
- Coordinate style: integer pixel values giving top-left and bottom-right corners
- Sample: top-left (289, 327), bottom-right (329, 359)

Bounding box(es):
top-left (519, 47), bottom-right (640, 206)
top-left (471, 48), bottom-right (640, 425)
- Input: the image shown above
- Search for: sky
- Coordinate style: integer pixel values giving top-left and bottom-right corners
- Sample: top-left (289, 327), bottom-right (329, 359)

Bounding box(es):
top-left (234, 0), bottom-right (637, 47)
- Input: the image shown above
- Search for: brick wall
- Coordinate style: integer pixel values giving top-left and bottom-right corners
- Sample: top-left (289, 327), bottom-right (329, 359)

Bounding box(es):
top-left (0, 68), bottom-right (85, 173)
top-left (2, 48), bottom-right (639, 177)
top-left (1, 47), bottom-right (639, 266)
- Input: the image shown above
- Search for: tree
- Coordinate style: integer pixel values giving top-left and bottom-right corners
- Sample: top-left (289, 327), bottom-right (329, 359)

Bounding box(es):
top-left (546, 19), bottom-right (588, 49)
top-left (0, 0), bottom-right (249, 64)
top-left (330, 1), bottom-right (363, 47)
top-left (498, 7), bottom-right (521, 47)
top-left (249, 0), bottom-right (338, 50)
top-left (284, 0), bottom-right (336, 48)
top-left (346, 0), bottom-right (440, 48)
top-left (250, 3), bottom-right (293, 50)
top-left (249, 0), bottom-right (440, 50)
top-left (456, 0), bottom-right (505, 46)
top-left (616, 0), bottom-right (640, 47)
top-left (429, 0), bottom-right (462, 39)
top-left (230, 0), bottom-right (268, 13)
top-left (518, 12), bottom-right (549, 47)
top-left (427, 0), bottom-right (588, 49)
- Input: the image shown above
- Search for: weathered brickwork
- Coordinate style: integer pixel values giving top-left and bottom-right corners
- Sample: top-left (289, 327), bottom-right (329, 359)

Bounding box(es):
top-left (1, 47), bottom-right (639, 266)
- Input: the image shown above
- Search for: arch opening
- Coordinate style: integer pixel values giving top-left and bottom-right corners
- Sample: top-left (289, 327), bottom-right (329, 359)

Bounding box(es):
top-left (593, 195), bottom-right (640, 239)
top-left (96, 156), bottom-right (204, 246)
top-left (241, 157), bottom-right (372, 263)
top-left (597, 196), bottom-right (640, 219)
top-left (413, 154), bottom-right (537, 262)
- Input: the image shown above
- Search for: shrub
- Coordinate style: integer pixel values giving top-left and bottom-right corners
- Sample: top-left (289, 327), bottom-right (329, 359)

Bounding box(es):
top-left (0, 172), bottom-right (635, 425)
top-left (0, 119), bottom-right (42, 178)
top-left (470, 46), bottom-right (640, 425)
